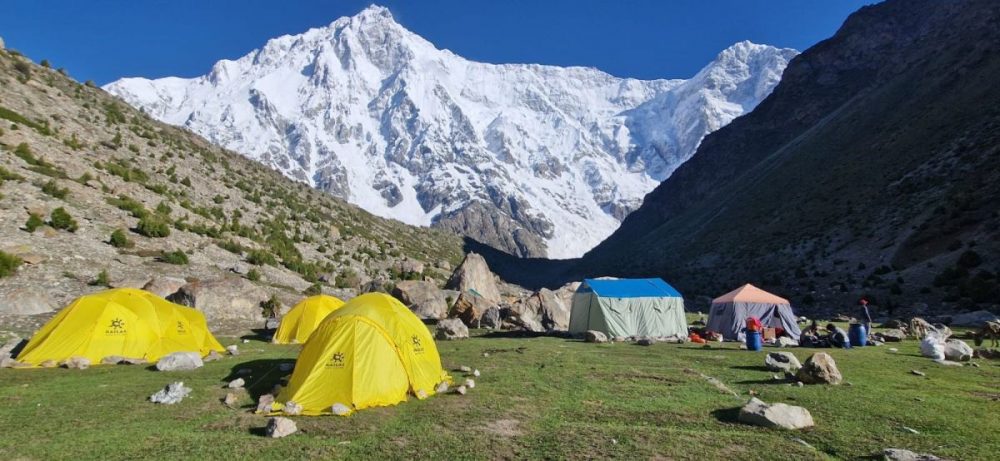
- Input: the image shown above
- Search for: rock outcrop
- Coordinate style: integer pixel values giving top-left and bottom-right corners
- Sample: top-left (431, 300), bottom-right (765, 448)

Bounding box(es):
top-left (391, 280), bottom-right (448, 320)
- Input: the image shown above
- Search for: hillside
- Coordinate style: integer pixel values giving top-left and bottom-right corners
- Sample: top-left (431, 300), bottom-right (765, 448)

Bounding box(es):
top-left (0, 43), bottom-right (463, 331)
top-left (574, 0), bottom-right (1000, 313)
top-left (103, 5), bottom-right (796, 258)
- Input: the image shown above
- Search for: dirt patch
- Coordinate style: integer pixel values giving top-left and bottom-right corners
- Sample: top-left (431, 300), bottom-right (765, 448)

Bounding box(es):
top-left (482, 418), bottom-right (523, 437)
top-left (969, 391), bottom-right (1000, 401)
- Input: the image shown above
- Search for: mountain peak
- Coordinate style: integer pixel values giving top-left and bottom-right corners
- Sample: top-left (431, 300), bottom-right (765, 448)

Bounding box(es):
top-left (355, 4), bottom-right (395, 22)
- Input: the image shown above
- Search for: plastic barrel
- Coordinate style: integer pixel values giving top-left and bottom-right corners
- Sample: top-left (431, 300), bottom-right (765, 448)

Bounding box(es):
top-left (745, 331), bottom-right (762, 351)
top-left (849, 323), bottom-right (867, 347)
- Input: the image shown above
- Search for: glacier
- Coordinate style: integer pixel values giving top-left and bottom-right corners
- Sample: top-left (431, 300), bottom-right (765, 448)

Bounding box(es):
top-left (104, 5), bottom-right (797, 258)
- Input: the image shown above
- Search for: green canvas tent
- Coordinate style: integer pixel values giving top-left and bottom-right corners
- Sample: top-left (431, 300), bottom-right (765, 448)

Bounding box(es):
top-left (569, 278), bottom-right (687, 338)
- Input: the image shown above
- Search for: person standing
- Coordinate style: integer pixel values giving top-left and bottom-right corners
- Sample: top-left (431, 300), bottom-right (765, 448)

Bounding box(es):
top-left (859, 298), bottom-right (873, 339)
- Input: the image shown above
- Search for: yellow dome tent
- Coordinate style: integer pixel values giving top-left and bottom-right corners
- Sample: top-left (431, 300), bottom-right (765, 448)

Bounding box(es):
top-left (16, 288), bottom-right (224, 365)
top-left (272, 293), bottom-right (451, 416)
top-left (272, 294), bottom-right (345, 344)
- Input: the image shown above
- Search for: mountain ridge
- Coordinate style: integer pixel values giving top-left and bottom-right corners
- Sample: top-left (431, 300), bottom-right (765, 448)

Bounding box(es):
top-left (104, 5), bottom-right (797, 258)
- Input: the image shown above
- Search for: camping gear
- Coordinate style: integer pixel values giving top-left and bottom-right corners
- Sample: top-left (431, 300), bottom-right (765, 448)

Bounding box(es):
top-left (272, 293), bottom-right (451, 416)
top-left (16, 288), bottom-right (224, 365)
top-left (746, 316), bottom-right (762, 332)
top-left (707, 284), bottom-right (802, 342)
top-left (762, 327), bottom-right (777, 341)
top-left (849, 323), bottom-right (867, 347)
top-left (920, 333), bottom-right (945, 360)
top-left (272, 295), bottom-right (345, 344)
top-left (746, 331), bottom-right (763, 351)
top-left (568, 278), bottom-right (687, 338)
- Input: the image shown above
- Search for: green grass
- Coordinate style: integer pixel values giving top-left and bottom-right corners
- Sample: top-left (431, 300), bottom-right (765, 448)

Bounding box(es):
top-left (0, 330), bottom-right (996, 460)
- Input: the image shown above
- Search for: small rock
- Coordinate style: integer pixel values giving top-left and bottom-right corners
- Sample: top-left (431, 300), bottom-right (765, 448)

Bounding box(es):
top-left (882, 448), bottom-right (942, 461)
top-left (777, 337), bottom-right (798, 347)
top-left (241, 339), bottom-right (249, 344)
top-left (283, 401), bottom-right (303, 416)
top-left (415, 389), bottom-right (428, 399)
top-left (910, 370), bottom-right (926, 377)
top-left (256, 394), bottom-right (275, 413)
top-left (456, 385), bottom-right (467, 395)
top-left (584, 330), bottom-right (608, 343)
top-left (435, 381), bottom-right (449, 393)
top-left (482, 352), bottom-right (490, 357)
top-left (901, 426), bottom-right (920, 434)
top-left (943, 339), bottom-right (973, 362)
top-left (39, 360), bottom-right (57, 368)
top-left (796, 381), bottom-right (804, 387)
top-left (875, 329), bottom-right (906, 342)
top-left (61, 357), bottom-right (91, 370)
top-left (738, 397), bottom-right (815, 430)
top-left (332, 403), bottom-right (351, 416)
top-left (223, 392), bottom-right (240, 406)
top-left (228, 378), bottom-right (245, 389)
top-left (155, 352), bottom-right (203, 371)
top-left (459, 365), bottom-right (472, 373)
top-left (765, 352), bottom-right (802, 373)
top-left (796, 353), bottom-right (842, 385)
top-left (278, 362), bottom-right (294, 372)
top-left (435, 318), bottom-right (469, 340)
top-left (101, 356), bottom-right (127, 365)
top-left (203, 350), bottom-right (223, 362)
top-left (149, 381), bottom-right (192, 405)
top-left (227, 345), bottom-right (240, 355)
top-left (464, 378), bottom-right (476, 389)
top-left (473, 369), bottom-right (480, 377)
top-left (265, 417), bottom-right (297, 438)
top-left (889, 348), bottom-right (899, 353)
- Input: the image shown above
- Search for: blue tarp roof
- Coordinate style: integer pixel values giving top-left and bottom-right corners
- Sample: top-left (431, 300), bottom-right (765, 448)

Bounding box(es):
top-left (579, 278), bottom-right (682, 298)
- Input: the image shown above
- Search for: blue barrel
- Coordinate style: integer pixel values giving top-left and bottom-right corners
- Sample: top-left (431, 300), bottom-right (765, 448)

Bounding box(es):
top-left (849, 323), bottom-right (867, 347)
top-left (745, 331), bottom-right (762, 351)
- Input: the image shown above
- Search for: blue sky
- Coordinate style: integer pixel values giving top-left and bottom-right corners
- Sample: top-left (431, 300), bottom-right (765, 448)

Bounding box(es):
top-left (0, 0), bottom-right (876, 85)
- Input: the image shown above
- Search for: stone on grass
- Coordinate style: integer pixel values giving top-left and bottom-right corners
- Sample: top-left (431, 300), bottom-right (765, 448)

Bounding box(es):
top-left (455, 385), bottom-right (468, 395)
top-left (39, 359), bottom-right (57, 368)
top-left (256, 394), bottom-right (275, 413)
top-left (435, 381), bottom-right (449, 393)
top-left (473, 369), bottom-right (480, 377)
top-left (223, 392), bottom-right (240, 406)
top-left (332, 403), bottom-right (351, 416)
top-left (479, 306), bottom-right (502, 329)
top-left (876, 329), bottom-right (906, 342)
top-left (283, 401), bottom-right (303, 416)
top-left (226, 345), bottom-right (239, 356)
top-left (203, 350), bottom-right (223, 362)
top-left (796, 353), bottom-right (842, 385)
top-left (155, 352), bottom-right (203, 371)
top-left (149, 381), bottom-right (192, 405)
top-left (585, 330), bottom-right (608, 344)
top-left (464, 378), bottom-right (476, 389)
top-left (459, 365), bottom-right (472, 373)
top-left (738, 397), bottom-right (814, 430)
top-left (765, 352), bottom-right (802, 373)
top-left (777, 337), bottom-right (799, 347)
top-left (910, 370), bottom-right (926, 377)
top-left (435, 318), bottom-right (469, 340)
top-left (228, 378), bottom-right (245, 389)
top-left (61, 357), bottom-right (90, 369)
top-left (943, 339), bottom-right (973, 362)
top-left (265, 417), bottom-right (297, 438)
top-left (882, 448), bottom-right (943, 461)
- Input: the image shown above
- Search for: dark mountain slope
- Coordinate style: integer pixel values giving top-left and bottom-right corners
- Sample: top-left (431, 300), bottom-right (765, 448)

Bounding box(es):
top-left (500, 0), bottom-right (1000, 312)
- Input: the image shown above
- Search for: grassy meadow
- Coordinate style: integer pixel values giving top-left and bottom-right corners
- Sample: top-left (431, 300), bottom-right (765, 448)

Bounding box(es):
top-left (0, 328), bottom-right (997, 460)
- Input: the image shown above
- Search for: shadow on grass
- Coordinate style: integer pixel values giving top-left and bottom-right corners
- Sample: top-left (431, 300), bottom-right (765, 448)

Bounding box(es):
top-left (734, 378), bottom-right (793, 385)
top-left (710, 406), bottom-right (741, 424)
top-left (240, 328), bottom-right (274, 342)
top-left (225, 359), bottom-right (294, 403)
top-left (731, 365), bottom-right (772, 372)
top-left (478, 330), bottom-right (561, 339)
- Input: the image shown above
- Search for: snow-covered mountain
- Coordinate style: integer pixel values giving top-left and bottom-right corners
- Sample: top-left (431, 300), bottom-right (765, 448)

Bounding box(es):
top-left (104, 5), bottom-right (797, 258)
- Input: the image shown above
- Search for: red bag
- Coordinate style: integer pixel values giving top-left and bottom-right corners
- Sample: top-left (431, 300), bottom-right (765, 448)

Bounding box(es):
top-left (745, 317), bottom-right (763, 332)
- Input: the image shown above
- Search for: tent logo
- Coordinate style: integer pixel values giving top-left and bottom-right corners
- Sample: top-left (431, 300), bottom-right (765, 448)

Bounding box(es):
top-left (411, 335), bottom-right (424, 354)
top-left (105, 318), bottom-right (127, 335)
top-left (176, 321), bottom-right (187, 334)
top-left (326, 352), bottom-right (345, 368)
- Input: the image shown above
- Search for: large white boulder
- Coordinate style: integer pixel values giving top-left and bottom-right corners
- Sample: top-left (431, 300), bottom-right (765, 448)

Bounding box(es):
top-left (738, 397), bottom-right (814, 430)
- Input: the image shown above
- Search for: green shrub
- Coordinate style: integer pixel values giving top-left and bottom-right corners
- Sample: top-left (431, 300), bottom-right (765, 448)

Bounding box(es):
top-left (304, 282), bottom-right (323, 296)
top-left (180, 177), bottom-right (192, 187)
top-left (40, 59), bottom-right (51, 68)
top-left (109, 229), bottom-right (134, 248)
top-left (247, 249), bottom-right (277, 266)
top-left (216, 239), bottom-right (244, 255)
top-left (957, 250), bottom-right (982, 268)
top-left (136, 215), bottom-right (170, 238)
top-left (49, 207), bottom-right (78, 232)
top-left (155, 201), bottom-right (172, 216)
top-left (247, 268), bottom-right (261, 282)
top-left (107, 195), bottom-right (148, 219)
top-left (260, 294), bottom-right (281, 318)
top-left (91, 269), bottom-right (110, 287)
top-left (13, 61), bottom-right (31, 81)
top-left (160, 250), bottom-right (189, 265)
top-left (0, 251), bottom-right (22, 278)
top-left (40, 179), bottom-right (69, 199)
top-left (24, 213), bottom-right (44, 232)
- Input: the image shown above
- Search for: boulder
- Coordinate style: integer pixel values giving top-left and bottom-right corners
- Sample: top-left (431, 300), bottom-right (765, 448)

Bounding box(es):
top-left (283, 401), bottom-right (303, 416)
top-left (738, 397), bottom-right (814, 430)
top-left (943, 339), bottom-right (973, 362)
top-left (480, 306), bottom-right (501, 329)
top-left (796, 353), bottom-right (842, 385)
top-left (882, 448), bottom-right (943, 461)
top-left (397, 258), bottom-right (426, 276)
top-left (392, 280), bottom-right (448, 320)
top-left (142, 276), bottom-right (188, 298)
top-left (265, 417), bottom-right (297, 438)
top-left (256, 394), bottom-right (275, 413)
top-left (228, 378), bottom-right (245, 389)
top-left (950, 310), bottom-right (999, 327)
top-left (155, 352), bottom-right (204, 371)
top-left (505, 314), bottom-right (544, 333)
top-left (436, 318), bottom-right (469, 340)
top-left (880, 319), bottom-right (907, 329)
top-left (445, 253), bottom-right (501, 303)
top-left (61, 357), bottom-right (91, 369)
top-left (777, 337), bottom-right (799, 347)
top-left (536, 288), bottom-right (570, 331)
top-left (449, 292), bottom-right (494, 327)
top-left (765, 352), bottom-right (802, 373)
top-left (168, 277), bottom-right (269, 324)
top-left (223, 392), bottom-right (240, 406)
top-left (876, 329), bottom-right (906, 342)
top-left (149, 381), bottom-right (192, 404)
top-left (0, 289), bottom-right (56, 315)
top-left (585, 330), bottom-right (608, 344)
top-left (0, 337), bottom-right (25, 358)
